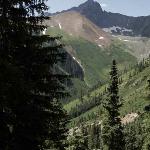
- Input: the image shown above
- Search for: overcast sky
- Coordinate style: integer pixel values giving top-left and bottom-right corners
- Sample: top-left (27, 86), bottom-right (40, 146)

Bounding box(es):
top-left (47, 0), bottom-right (150, 17)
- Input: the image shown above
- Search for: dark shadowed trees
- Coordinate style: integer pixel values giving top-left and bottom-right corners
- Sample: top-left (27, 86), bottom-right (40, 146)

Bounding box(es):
top-left (0, 0), bottom-right (69, 149)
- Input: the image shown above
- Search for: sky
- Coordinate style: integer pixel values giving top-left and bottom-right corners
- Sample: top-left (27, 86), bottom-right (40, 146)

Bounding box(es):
top-left (47, 0), bottom-right (150, 17)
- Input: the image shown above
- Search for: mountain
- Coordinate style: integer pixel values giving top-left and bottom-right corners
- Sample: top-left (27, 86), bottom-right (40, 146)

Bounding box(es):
top-left (44, 7), bottom-right (149, 87)
top-left (43, 1), bottom-right (150, 98)
top-left (45, 11), bottom-right (112, 47)
top-left (113, 35), bottom-right (150, 61)
top-left (46, 1), bottom-right (150, 63)
top-left (64, 57), bottom-right (150, 148)
top-left (65, 57), bottom-right (150, 127)
top-left (60, 0), bottom-right (150, 37)
top-left (45, 2), bottom-right (150, 148)
top-left (46, 26), bottom-right (137, 87)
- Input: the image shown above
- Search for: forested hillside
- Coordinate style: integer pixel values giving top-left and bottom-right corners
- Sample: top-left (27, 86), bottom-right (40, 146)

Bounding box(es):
top-left (65, 57), bottom-right (150, 149)
top-left (45, 24), bottom-right (150, 149)
top-left (1, 0), bottom-right (150, 150)
top-left (46, 27), bottom-right (137, 86)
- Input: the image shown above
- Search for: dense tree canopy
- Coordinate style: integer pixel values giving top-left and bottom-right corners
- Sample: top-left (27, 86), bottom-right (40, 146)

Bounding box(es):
top-left (0, 0), bottom-right (69, 149)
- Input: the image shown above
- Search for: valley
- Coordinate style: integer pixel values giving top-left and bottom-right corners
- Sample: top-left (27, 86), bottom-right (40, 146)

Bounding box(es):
top-left (44, 0), bottom-right (150, 126)
top-left (2, 0), bottom-right (150, 149)
top-left (44, 0), bottom-right (150, 149)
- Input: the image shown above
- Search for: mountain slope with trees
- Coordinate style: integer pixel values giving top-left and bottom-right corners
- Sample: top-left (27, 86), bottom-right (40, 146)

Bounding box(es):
top-left (46, 27), bottom-right (137, 87)
top-left (1, 0), bottom-right (150, 149)
top-left (61, 57), bottom-right (150, 149)
top-left (65, 57), bottom-right (150, 127)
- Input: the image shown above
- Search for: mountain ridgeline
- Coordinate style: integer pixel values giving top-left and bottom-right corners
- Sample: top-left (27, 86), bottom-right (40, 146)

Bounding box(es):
top-left (58, 0), bottom-right (150, 37)
top-left (1, 0), bottom-right (150, 149)
top-left (46, 1), bottom-right (150, 149)
top-left (44, 0), bottom-right (150, 89)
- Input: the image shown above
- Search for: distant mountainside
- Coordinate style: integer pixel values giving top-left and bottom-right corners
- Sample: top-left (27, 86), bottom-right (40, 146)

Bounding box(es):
top-left (44, 2), bottom-right (150, 147)
top-left (113, 35), bottom-right (150, 60)
top-left (43, 5), bottom-right (150, 87)
top-left (45, 8), bottom-right (150, 62)
top-left (45, 11), bottom-right (112, 47)
top-left (65, 56), bottom-right (150, 127)
top-left (43, 0), bottom-right (150, 96)
top-left (54, 0), bottom-right (150, 37)
top-left (46, 26), bottom-right (137, 87)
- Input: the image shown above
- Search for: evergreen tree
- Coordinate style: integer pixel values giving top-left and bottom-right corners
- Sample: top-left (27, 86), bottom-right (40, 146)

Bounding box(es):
top-left (102, 60), bottom-right (125, 150)
top-left (0, 0), bottom-right (69, 149)
top-left (48, 99), bottom-right (69, 150)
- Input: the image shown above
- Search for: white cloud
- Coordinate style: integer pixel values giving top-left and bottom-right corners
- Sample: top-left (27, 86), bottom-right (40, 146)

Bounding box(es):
top-left (101, 3), bottom-right (108, 8)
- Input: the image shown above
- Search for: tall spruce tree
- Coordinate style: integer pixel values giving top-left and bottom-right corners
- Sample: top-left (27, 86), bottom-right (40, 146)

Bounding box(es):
top-left (102, 60), bottom-right (125, 150)
top-left (0, 0), bottom-right (69, 150)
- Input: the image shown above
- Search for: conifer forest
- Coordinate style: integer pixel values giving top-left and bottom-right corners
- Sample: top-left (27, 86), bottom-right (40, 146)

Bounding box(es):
top-left (1, 0), bottom-right (150, 150)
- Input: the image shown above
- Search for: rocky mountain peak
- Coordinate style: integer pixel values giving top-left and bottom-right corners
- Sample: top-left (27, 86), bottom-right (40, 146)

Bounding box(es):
top-left (68, 0), bottom-right (150, 37)
top-left (50, 0), bottom-right (150, 37)
top-left (77, 0), bottom-right (103, 13)
top-left (69, 0), bottom-right (103, 27)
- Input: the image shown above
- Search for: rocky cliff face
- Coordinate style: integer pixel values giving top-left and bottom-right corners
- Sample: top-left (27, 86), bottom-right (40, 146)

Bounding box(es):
top-left (63, 52), bottom-right (84, 80)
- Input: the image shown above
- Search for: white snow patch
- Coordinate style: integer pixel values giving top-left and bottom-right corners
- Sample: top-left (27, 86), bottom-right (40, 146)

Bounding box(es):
top-left (98, 44), bottom-right (102, 47)
top-left (101, 3), bottom-right (107, 8)
top-left (99, 36), bottom-right (104, 40)
top-left (122, 28), bottom-right (133, 32)
top-left (123, 40), bottom-right (129, 42)
top-left (73, 57), bottom-right (83, 70)
top-left (59, 23), bottom-right (62, 29)
top-left (103, 26), bottom-right (133, 34)
top-left (42, 28), bottom-right (47, 35)
top-left (72, 55), bottom-right (86, 82)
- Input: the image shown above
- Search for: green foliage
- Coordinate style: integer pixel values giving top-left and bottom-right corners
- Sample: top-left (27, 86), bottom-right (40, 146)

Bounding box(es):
top-left (102, 60), bottom-right (125, 150)
top-left (142, 80), bottom-right (150, 150)
top-left (124, 121), bottom-right (143, 150)
top-left (65, 57), bottom-right (150, 128)
top-left (67, 123), bottom-right (102, 150)
top-left (48, 99), bottom-right (69, 150)
top-left (0, 1), bottom-right (69, 150)
top-left (47, 27), bottom-right (137, 87)
top-left (66, 58), bottom-right (150, 149)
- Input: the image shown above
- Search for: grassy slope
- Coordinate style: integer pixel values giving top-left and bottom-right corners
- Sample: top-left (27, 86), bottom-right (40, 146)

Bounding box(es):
top-left (47, 27), bottom-right (137, 87)
top-left (65, 63), bottom-right (150, 127)
top-left (46, 27), bottom-right (149, 128)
